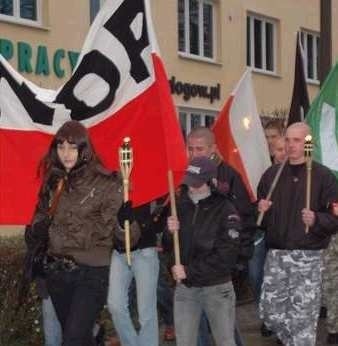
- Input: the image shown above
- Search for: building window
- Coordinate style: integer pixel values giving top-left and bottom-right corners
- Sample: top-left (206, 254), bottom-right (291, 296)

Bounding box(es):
top-left (178, 0), bottom-right (214, 59)
top-left (247, 14), bottom-right (276, 73)
top-left (90, 0), bottom-right (105, 23)
top-left (0, 0), bottom-right (40, 24)
top-left (179, 108), bottom-right (216, 139)
top-left (300, 30), bottom-right (319, 82)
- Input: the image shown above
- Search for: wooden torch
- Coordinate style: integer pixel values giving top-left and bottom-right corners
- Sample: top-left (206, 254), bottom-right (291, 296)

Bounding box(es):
top-left (119, 137), bottom-right (133, 265)
top-left (304, 135), bottom-right (313, 233)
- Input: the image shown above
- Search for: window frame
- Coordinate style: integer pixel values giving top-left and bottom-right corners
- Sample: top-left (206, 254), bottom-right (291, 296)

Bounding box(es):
top-left (300, 30), bottom-right (320, 84)
top-left (0, 0), bottom-right (42, 27)
top-left (178, 0), bottom-right (216, 62)
top-left (247, 13), bottom-right (277, 75)
top-left (90, 0), bottom-right (105, 24)
top-left (178, 107), bottom-right (217, 139)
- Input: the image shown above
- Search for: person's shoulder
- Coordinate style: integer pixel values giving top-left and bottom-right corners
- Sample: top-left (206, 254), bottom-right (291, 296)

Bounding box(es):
top-left (218, 195), bottom-right (241, 220)
top-left (313, 160), bottom-right (333, 174)
top-left (94, 167), bottom-right (119, 187)
top-left (262, 162), bottom-right (281, 178)
top-left (217, 161), bottom-right (242, 183)
top-left (212, 190), bottom-right (236, 209)
top-left (218, 161), bottom-right (239, 174)
top-left (313, 161), bottom-right (337, 181)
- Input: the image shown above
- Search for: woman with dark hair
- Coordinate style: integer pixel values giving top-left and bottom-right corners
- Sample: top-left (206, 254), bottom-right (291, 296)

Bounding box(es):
top-left (26, 120), bottom-right (138, 346)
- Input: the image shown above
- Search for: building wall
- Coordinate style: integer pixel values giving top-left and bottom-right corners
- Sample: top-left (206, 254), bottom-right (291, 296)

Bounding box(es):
top-left (1, 1), bottom-right (337, 109)
top-left (1, 0), bottom-right (338, 233)
top-left (233, 0), bottom-right (321, 111)
top-left (152, 0), bottom-right (336, 115)
top-left (0, 0), bottom-right (89, 89)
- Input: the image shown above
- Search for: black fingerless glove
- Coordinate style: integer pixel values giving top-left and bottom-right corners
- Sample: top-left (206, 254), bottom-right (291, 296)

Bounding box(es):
top-left (34, 218), bottom-right (52, 240)
top-left (25, 217), bottom-right (51, 250)
top-left (27, 217), bottom-right (51, 242)
top-left (117, 201), bottom-right (135, 229)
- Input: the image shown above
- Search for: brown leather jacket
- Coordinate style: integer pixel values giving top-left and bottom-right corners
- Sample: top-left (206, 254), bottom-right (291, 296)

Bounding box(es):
top-left (32, 163), bottom-right (139, 266)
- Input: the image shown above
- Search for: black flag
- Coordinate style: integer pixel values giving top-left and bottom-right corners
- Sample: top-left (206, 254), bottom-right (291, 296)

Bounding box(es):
top-left (287, 32), bottom-right (310, 126)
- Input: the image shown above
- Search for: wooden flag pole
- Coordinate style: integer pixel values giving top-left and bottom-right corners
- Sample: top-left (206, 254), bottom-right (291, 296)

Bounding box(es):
top-left (119, 137), bottom-right (133, 266)
top-left (168, 170), bottom-right (181, 265)
top-left (256, 158), bottom-right (287, 226)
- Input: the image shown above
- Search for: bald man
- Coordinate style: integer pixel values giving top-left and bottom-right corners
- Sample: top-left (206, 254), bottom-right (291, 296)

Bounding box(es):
top-left (257, 122), bottom-right (338, 346)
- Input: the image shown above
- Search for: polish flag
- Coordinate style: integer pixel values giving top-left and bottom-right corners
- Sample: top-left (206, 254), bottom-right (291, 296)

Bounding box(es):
top-left (213, 69), bottom-right (271, 201)
top-left (0, 0), bottom-right (187, 225)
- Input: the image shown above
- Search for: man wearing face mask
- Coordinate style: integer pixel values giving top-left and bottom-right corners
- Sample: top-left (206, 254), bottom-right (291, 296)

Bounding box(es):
top-left (167, 156), bottom-right (242, 346)
top-left (186, 127), bottom-right (255, 346)
top-left (187, 127), bottom-right (252, 211)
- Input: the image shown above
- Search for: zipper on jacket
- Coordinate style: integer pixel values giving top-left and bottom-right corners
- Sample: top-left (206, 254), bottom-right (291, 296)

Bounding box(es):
top-left (80, 187), bottom-right (96, 205)
top-left (187, 203), bottom-right (199, 266)
top-left (192, 204), bottom-right (199, 225)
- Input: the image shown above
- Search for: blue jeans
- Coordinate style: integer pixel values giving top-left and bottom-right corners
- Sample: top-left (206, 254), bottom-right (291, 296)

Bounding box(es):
top-left (197, 311), bottom-right (244, 346)
top-left (248, 237), bottom-right (267, 303)
top-left (157, 252), bottom-right (174, 326)
top-left (174, 282), bottom-right (236, 346)
top-left (42, 297), bottom-right (62, 346)
top-left (234, 325), bottom-right (245, 346)
top-left (108, 248), bottom-right (160, 346)
top-left (197, 314), bottom-right (210, 346)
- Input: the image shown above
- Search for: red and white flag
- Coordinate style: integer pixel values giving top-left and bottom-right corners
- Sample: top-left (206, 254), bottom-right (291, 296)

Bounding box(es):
top-left (213, 69), bottom-right (270, 201)
top-left (0, 0), bottom-right (187, 225)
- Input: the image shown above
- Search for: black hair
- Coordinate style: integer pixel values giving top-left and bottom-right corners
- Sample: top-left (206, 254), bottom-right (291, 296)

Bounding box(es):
top-left (39, 120), bottom-right (104, 187)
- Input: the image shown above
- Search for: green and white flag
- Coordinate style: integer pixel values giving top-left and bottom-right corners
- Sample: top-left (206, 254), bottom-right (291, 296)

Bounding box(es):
top-left (306, 62), bottom-right (338, 179)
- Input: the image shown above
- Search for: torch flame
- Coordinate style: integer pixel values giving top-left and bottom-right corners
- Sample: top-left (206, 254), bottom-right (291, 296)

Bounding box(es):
top-left (242, 117), bottom-right (251, 130)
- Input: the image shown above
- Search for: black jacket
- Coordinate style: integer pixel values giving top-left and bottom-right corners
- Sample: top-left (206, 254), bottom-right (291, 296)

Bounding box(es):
top-left (166, 189), bottom-right (242, 287)
top-left (114, 200), bottom-right (168, 252)
top-left (258, 161), bottom-right (338, 250)
top-left (217, 162), bottom-right (255, 260)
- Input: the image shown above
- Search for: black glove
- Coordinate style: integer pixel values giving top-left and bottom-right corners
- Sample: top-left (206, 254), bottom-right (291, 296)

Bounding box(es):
top-left (235, 258), bottom-right (248, 272)
top-left (33, 218), bottom-right (52, 241)
top-left (117, 201), bottom-right (135, 229)
top-left (25, 217), bottom-right (51, 247)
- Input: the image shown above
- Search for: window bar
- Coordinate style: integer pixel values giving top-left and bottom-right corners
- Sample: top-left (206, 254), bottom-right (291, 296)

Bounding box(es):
top-left (313, 34), bottom-right (318, 81)
top-left (185, 0), bottom-right (189, 54)
top-left (199, 0), bottom-right (203, 56)
top-left (262, 20), bottom-right (267, 71)
top-left (250, 16), bottom-right (255, 68)
top-left (272, 21), bottom-right (276, 72)
top-left (303, 32), bottom-right (308, 79)
top-left (14, 0), bottom-right (19, 18)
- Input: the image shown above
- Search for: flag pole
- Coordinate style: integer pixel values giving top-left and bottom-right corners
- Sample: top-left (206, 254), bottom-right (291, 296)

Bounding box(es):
top-left (304, 135), bottom-right (313, 233)
top-left (256, 158), bottom-right (287, 226)
top-left (119, 137), bottom-right (133, 266)
top-left (168, 170), bottom-right (181, 265)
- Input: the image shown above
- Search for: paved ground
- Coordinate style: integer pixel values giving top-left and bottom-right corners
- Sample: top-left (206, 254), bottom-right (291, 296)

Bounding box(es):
top-left (158, 302), bottom-right (330, 346)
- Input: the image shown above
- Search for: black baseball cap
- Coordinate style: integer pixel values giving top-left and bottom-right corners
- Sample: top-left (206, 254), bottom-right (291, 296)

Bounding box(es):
top-left (183, 156), bottom-right (217, 188)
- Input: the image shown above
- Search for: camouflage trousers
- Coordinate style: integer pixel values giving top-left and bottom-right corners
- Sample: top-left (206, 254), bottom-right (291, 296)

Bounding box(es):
top-left (323, 234), bottom-right (338, 333)
top-left (259, 249), bottom-right (323, 346)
